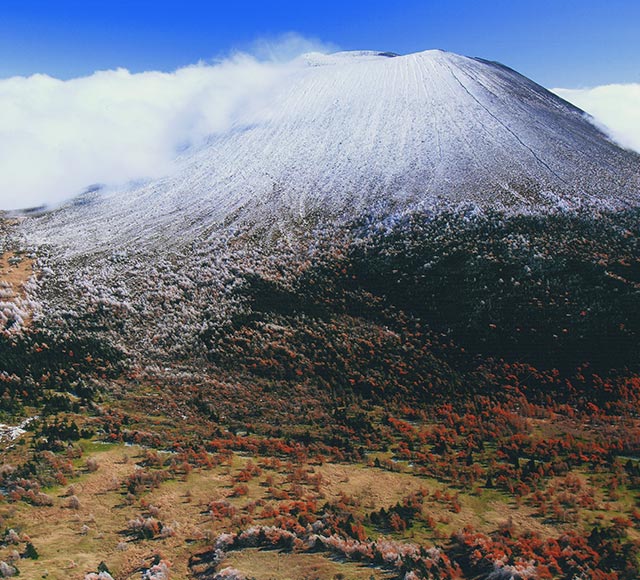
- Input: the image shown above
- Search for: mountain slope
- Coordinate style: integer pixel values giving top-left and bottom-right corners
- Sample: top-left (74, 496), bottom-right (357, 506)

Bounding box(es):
top-left (20, 49), bottom-right (640, 254)
top-left (3, 52), bottom-right (640, 580)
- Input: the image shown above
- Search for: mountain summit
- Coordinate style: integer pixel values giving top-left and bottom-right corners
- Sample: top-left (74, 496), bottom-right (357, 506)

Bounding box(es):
top-left (23, 49), bottom-right (640, 252)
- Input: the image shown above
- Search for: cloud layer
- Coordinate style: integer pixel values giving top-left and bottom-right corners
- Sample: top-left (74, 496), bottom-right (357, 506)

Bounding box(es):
top-left (0, 34), bottom-right (332, 211)
top-left (553, 84), bottom-right (640, 154)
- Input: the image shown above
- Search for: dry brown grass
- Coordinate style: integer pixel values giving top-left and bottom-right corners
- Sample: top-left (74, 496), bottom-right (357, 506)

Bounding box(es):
top-left (0, 448), bottom-right (270, 579)
top-left (0, 445), bottom-right (634, 579)
top-left (0, 445), bottom-right (139, 580)
top-left (0, 252), bottom-right (33, 298)
top-left (223, 548), bottom-right (394, 580)
top-left (317, 462), bottom-right (561, 539)
top-left (318, 462), bottom-right (419, 510)
top-left (0, 251), bottom-right (35, 326)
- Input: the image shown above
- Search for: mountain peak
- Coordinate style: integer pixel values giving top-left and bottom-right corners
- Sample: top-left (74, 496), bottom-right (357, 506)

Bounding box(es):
top-left (21, 49), bottom-right (640, 254)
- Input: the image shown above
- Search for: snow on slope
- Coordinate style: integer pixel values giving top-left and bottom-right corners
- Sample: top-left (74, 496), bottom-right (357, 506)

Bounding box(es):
top-left (21, 50), bottom-right (640, 254)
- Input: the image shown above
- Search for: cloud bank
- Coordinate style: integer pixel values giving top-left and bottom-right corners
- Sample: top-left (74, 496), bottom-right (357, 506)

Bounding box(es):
top-left (553, 84), bottom-right (640, 154)
top-left (0, 34), bottom-right (334, 211)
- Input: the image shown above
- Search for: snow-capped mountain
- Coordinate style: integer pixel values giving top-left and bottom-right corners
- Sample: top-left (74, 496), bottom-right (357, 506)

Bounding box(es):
top-left (21, 49), bottom-right (640, 253)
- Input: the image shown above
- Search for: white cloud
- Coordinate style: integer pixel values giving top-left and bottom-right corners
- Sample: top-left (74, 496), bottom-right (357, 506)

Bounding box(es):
top-left (0, 34), bottom-right (335, 211)
top-left (553, 84), bottom-right (640, 154)
top-left (249, 32), bottom-right (338, 62)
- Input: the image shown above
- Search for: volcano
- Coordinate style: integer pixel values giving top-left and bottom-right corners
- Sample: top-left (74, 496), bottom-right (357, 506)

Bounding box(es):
top-left (21, 49), bottom-right (640, 254)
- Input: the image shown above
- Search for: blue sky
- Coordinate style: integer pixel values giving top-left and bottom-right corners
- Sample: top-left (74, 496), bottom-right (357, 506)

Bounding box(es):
top-left (0, 0), bottom-right (638, 87)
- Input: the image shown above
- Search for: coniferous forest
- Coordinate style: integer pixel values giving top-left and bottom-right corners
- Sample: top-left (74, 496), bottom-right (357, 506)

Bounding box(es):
top-left (1, 209), bottom-right (639, 579)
